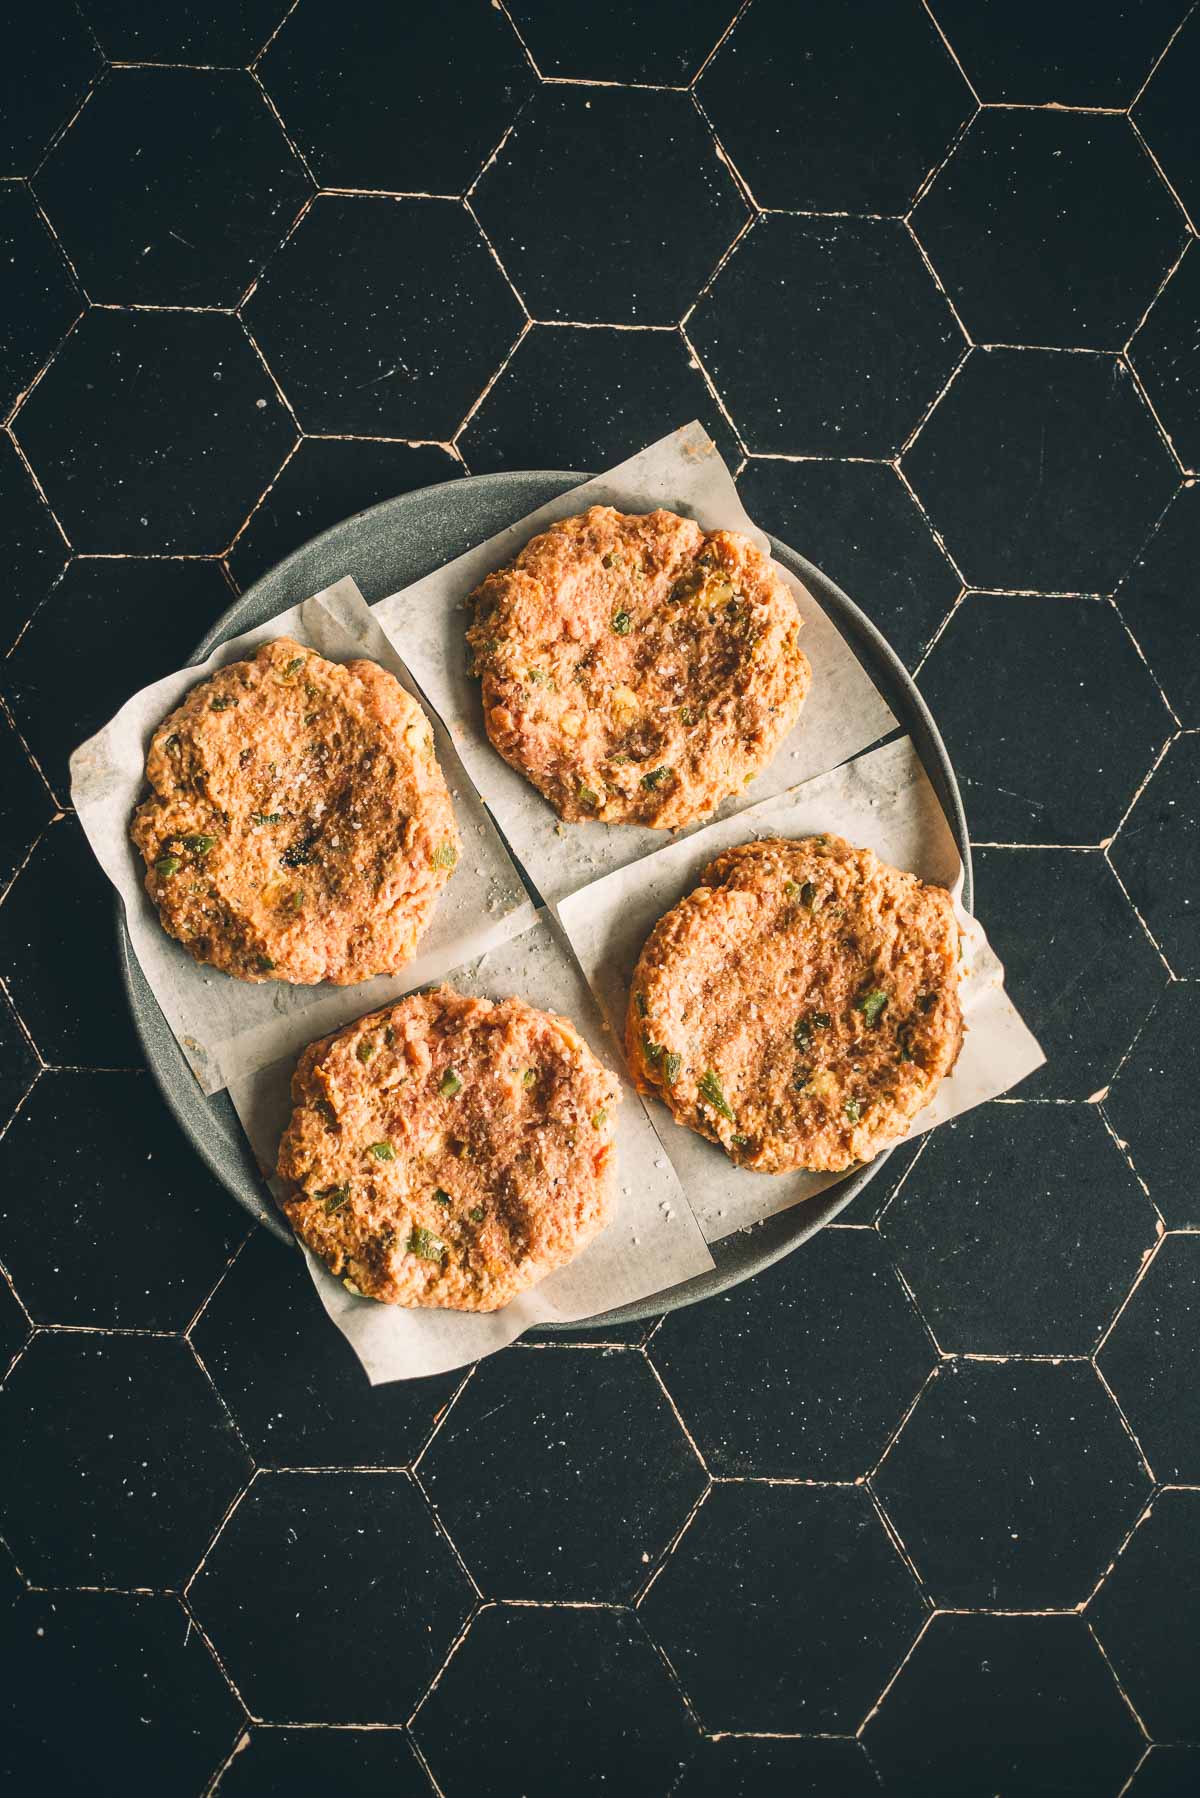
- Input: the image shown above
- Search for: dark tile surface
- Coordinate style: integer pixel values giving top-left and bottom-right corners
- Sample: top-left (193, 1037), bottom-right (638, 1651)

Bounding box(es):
top-left (474, 86), bottom-right (745, 326)
top-left (459, 322), bottom-right (738, 475)
top-left (863, 1612), bottom-right (1144, 1797)
top-left (0, 1331), bottom-right (250, 1588)
top-left (415, 1606), bottom-right (697, 1796)
top-left (36, 68), bottom-right (310, 307)
top-left (1090, 1489), bottom-right (1200, 1742)
top-left (1110, 733), bottom-right (1200, 977)
top-left (737, 458), bottom-right (961, 671)
top-left (1113, 484), bottom-right (1200, 725)
top-left (932, 0), bottom-right (1187, 105)
top-left (211, 1726), bottom-right (428, 1796)
top-left (0, 710), bottom-right (53, 894)
top-left (917, 593), bottom-right (1173, 843)
top-left (1100, 1234), bottom-right (1200, 1483)
top-left (1128, 1746), bottom-right (1200, 1798)
top-left (12, 308), bottom-right (295, 554)
top-left (0, 1071), bottom-right (244, 1330)
top-left (0, 1590), bottom-right (242, 1798)
top-left (420, 1349), bottom-right (705, 1600)
top-left (1104, 985), bottom-right (1200, 1227)
top-left (3, 556), bottom-right (233, 805)
top-left (1133, 6), bottom-right (1200, 229)
top-left (971, 847), bottom-right (1167, 1100)
top-left (1128, 239), bottom-right (1200, 472)
top-left (0, 1270), bottom-right (30, 1373)
top-left (81, 0), bottom-right (286, 64)
top-left (690, 216), bottom-right (964, 457)
top-left (0, 183), bottom-right (79, 418)
top-left (243, 194), bottom-right (522, 439)
top-left (0, 0), bottom-right (102, 176)
top-left (697, 0), bottom-right (971, 213)
top-left (228, 438), bottom-right (461, 590)
top-left (508, 0), bottom-right (733, 84)
top-left (649, 1229), bottom-right (934, 1478)
top-left (0, 434), bottom-right (68, 650)
top-left (0, 987), bottom-right (38, 1126)
top-left (875, 1360), bottom-right (1150, 1608)
top-left (190, 1472), bottom-right (471, 1722)
top-left (640, 1482), bottom-right (925, 1733)
top-left (192, 1230), bottom-right (460, 1468)
top-left (904, 348), bottom-right (1179, 592)
top-left (258, 0), bottom-right (533, 195)
top-left (674, 1734), bottom-right (879, 1797)
top-left (913, 112), bottom-right (1184, 350)
top-left (881, 1103), bottom-right (1157, 1354)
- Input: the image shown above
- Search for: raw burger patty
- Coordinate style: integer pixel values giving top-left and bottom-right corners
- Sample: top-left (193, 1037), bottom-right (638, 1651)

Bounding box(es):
top-left (626, 835), bottom-right (962, 1174)
top-left (467, 505), bottom-right (810, 828)
top-left (277, 987), bottom-right (619, 1310)
top-left (131, 637), bottom-right (460, 985)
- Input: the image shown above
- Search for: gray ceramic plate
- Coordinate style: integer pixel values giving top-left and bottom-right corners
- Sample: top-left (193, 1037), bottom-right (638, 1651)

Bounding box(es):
top-left (117, 469), bottom-right (970, 1328)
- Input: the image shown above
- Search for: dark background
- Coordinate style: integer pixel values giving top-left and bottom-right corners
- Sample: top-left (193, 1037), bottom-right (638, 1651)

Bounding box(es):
top-left (1, 3), bottom-right (1198, 1794)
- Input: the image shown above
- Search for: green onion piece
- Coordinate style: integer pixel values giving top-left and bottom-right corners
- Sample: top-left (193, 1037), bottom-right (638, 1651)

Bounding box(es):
top-left (255, 954), bottom-right (275, 973)
top-left (592, 1107), bottom-right (608, 1130)
top-left (522, 1068), bottom-right (537, 1087)
top-left (800, 881), bottom-right (817, 908)
top-left (793, 1011), bottom-right (831, 1050)
top-left (731, 1133), bottom-right (749, 1148)
top-left (384, 1025), bottom-right (396, 1048)
top-left (784, 880), bottom-right (801, 899)
top-left (641, 766), bottom-right (672, 790)
top-left (431, 841), bottom-right (457, 869)
top-left (440, 1068), bottom-right (463, 1098)
top-left (356, 1038), bottom-right (375, 1064)
top-left (282, 656), bottom-right (306, 676)
top-left (663, 1051), bottom-right (682, 1086)
top-left (642, 1035), bottom-right (664, 1064)
top-left (433, 1187), bottom-right (452, 1205)
top-left (287, 891), bottom-right (303, 912)
top-left (611, 610), bottom-right (632, 635)
top-left (317, 1184), bottom-right (350, 1214)
top-left (527, 667), bottom-right (547, 684)
top-left (856, 988), bottom-right (889, 1027)
top-left (468, 1206), bottom-right (485, 1223)
top-left (155, 854), bottom-right (181, 879)
top-left (210, 695), bottom-right (237, 711)
top-left (368, 1142), bottom-right (395, 1161)
top-left (844, 1097), bottom-right (864, 1123)
top-left (250, 811), bottom-right (282, 826)
top-left (698, 1069), bottom-right (735, 1122)
top-left (635, 991), bottom-right (648, 1017)
top-left (315, 1098), bottom-right (338, 1130)
top-left (407, 1225), bottom-right (446, 1261)
top-left (577, 783), bottom-right (600, 808)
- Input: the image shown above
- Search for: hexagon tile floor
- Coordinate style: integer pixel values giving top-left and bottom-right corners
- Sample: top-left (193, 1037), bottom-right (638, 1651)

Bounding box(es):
top-left (1, 3), bottom-right (1198, 1794)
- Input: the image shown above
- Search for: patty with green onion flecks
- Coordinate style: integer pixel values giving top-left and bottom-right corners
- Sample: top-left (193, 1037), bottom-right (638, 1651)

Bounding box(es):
top-left (627, 835), bottom-right (963, 1174)
top-left (131, 637), bottom-right (460, 985)
top-left (467, 506), bottom-right (810, 829)
top-left (277, 987), bottom-right (618, 1309)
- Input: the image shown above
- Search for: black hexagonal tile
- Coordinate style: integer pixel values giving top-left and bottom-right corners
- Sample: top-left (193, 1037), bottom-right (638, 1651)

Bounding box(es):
top-left (0, 1270), bottom-right (31, 1373)
top-left (192, 1229), bottom-right (460, 1468)
top-left (675, 1734), bottom-right (879, 1797)
top-left (863, 1612), bottom-right (1143, 1797)
top-left (649, 1230), bottom-right (933, 1480)
top-left (211, 1725), bottom-right (428, 1796)
top-left (4, 556), bottom-right (232, 806)
top-left (0, 1071), bottom-right (245, 1330)
top-left (904, 348), bottom-right (1179, 593)
top-left (0, 1332), bottom-right (251, 1587)
top-left (880, 1103), bottom-right (1157, 1355)
top-left (933, 0), bottom-right (1187, 105)
top-left (1134, 6), bottom-right (1200, 230)
top-left (913, 112), bottom-right (1184, 351)
top-left (473, 86), bottom-right (745, 326)
top-left (82, 0), bottom-right (287, 63)
top-left (1110, 734), bottom-right (1199, 977)
top-left (1105, 986), bottom-right (1199, 1228)
top-left (834, 1134), bottom-right (929, 1227)
top-left (0, 184), bottom-right (79, 419)
top-left (36, 68), bottom-right (310, 307)
top-left (690, 217), bottom-right (964, 458)
top-left (640, 1483), bottom-right (924, 1733)
top-left (0, 816), bottom-right (142, 1068)
top-left (508, 0), bottom-right (732, 83)
top-left (13, 309), bottom-right (295, 554)
top-left (737, 458), bottom-right (960, 672)
top-left (420, 1349), bottom-right (705, 1600)
top-left (459, 323), bottom-right (739, 476)
top-left (414, 1605), bottom-right (695, 1796)
top-left (874, 1360), bottom-right (1150, 1609)
top-left (1090, 1490), bottom-right (1200, 1742)
top-left (1100, 1233), bottom-right (1200, 1483)
top-left (0, 0), bottom-right (101, 176)
top-left (0, 986), bottom-right (38, 1124)
top-left (0, 435), bottom-right (68, 649)
top-left (243, 195), bottom-right (522, 440)
top-left (697, 0), bottom-right (971, 213)
top-left (1131, 241), bottom-right (1200, 475)
top-left (259, 0), bottom-right (532, 196)
top-left (917, 594), bottom-right (1173, 844)
top-left (0, 709), bottom-right (53, 893)
top-left (1115, 482), bottom-right (1200, 727)
top-left (970, 848), bottom-right (1167, 1101)
top-left (228, 438), bottom-right (460, 591)
top-left (1128, 1747), bottom-right (1200, 1798)
top-left (0, 1590), bottom-right (243, 1797)
top-left (190, 1472), bottom-right (471, 1722)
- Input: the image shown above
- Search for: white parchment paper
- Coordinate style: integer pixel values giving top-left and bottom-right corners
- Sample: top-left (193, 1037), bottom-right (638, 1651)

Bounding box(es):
top-left (69, 577), bottom-right (537, 1096)
top-left (227, 911), bottom-right (715, 1382)
top-left (374, 422), bottom-right (897, 907)
top-left (557, 736), bottom-right (1045, 1242)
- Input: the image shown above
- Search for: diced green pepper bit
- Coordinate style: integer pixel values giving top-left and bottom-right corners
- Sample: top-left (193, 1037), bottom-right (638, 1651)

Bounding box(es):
top-left (522, 1068), bottom-right (537, 1087)
top-left (784, 880), bottom-right (801, 899)
top-left (527, 667), bottom-right (548, 685)
top-left (731, 1133), bottom-right (749, 1148)
top-left (635, 991), bottom-right (648, 1018)
top-left (440, 1068), bottom-right (463, 1098)
top-left (287, 891), bottom-right (304, 912)
top-left (155, 854), bottom-right (181, 879)
top-left (210, 695), bottom-right (238, 711)
top-left (698, 1069), bottom-right (735, 1123)
top-left (856, 988), bottom-right (889, 1027)
top-left (433, 1187), bottom-right (452, 1205)
top-left (356, 1037), bottom-right (376, 1063)
top-left (282, 655), bottom-right (306, 677)
top-left (611, 610), bottom-right (632, 635)
top-left (469, 1205), bottom-right (485, 1223)
top-left (431, 840), bottom-right (457, 869)
top-left (844, 1097), bottom-right (864, 1123)
top-left (592, 1107), bottom-right (608, 1130)
top-left (663, 1051), bottom-right (682, 1086)
top-left (577, 783), bottom-right (600, 808)
top-left (641, 766), bottom-right (673, 790)
top-left (793, 1011), bottom-right (831, 1051)
top-left (407, 1225), bottom-right (446, 1261)
top-left (255, 954), bottom-right (275, 973)
top-left (368, 1142), bottom-right (395, 1161)
top-left (315, 1098), bottom-right (338, 1130)
top-left (250, 811), bottom-right (282, 826)
top-left (317, 1184), bottom-right (350, 1214)
top-left (642, 1035), bottom-right (664, 1064)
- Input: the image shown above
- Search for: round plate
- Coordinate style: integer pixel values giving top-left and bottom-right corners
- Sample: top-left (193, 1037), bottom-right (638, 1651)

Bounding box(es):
top-left (118, 469), bottom-right (971, 1328)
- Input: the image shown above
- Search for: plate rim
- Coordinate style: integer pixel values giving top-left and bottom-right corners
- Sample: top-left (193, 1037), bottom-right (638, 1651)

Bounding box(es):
top-left (117, 466), bottom-right (971, 1328)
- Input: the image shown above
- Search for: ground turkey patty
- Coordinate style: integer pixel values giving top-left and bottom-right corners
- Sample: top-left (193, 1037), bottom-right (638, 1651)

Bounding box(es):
top-left (467, 506), bottom-right (810, 829)
top-left (627, 836), bottom-right (962, 1174)
top-left (131, 638), bottom-right (460, 986)
top-left (277, 988), bottom-right (619, 1309)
